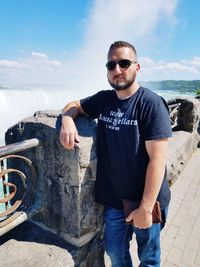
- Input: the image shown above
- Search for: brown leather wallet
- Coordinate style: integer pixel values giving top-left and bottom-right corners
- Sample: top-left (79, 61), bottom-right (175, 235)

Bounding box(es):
top-left (122, 199), bottom-right (162, 224)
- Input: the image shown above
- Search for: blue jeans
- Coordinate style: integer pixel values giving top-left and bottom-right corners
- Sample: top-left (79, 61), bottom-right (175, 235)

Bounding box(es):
top-left (104, 206), bottom-right (168, 267)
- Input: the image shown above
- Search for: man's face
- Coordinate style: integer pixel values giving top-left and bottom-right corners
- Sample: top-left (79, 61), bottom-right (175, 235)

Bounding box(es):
top-left (107, 47), bottom-right (139, 91)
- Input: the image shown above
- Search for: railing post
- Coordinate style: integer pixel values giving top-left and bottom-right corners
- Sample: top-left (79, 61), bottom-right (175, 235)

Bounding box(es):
top-left (0, 138), bottom-right (40, 157)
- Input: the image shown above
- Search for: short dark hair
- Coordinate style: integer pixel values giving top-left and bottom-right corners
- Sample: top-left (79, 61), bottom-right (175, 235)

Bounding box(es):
top-left (108, 41), bottom-right (137, 58)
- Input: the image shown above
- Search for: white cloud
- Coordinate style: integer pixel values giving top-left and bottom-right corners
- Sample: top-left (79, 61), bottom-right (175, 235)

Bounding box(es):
top-left (0, 52), bottom-right (65, 84)
top-left (30, 52), bottom-right (62, 67)
top-left (0, 60), bottom-right (26, 69)
top-left (188, 56), bottom-right (200, 66)
top-left (85, 0), bottom-right (176, 42)
top-left (31, 52), bottom-right (48, 59)
top-left (139, 56), bottom-right (200, 81)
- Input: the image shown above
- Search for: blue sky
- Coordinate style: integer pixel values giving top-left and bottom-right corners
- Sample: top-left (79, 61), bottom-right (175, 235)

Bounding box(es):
top-left (0, 0), bottom-right (200, 90)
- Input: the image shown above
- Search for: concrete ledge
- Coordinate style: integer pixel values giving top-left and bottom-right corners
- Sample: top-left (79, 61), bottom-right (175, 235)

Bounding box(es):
top-left (167, 130), bottom-right (199, 185)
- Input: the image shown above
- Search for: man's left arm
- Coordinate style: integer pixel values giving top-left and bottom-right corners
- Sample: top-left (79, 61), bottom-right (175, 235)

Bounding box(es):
top-left (126, 138), bottom-right (168, 229)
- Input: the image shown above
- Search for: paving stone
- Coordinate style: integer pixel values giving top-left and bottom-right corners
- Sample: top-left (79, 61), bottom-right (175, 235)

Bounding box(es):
top-left (179, 222), bottom-right (193, 236)
top-left (161, 249), bottom-right (168, 263)
top-left (195, 251), bottom-right (200, 265)
top-left (191, 226), bottom-right (200, 238)
top-left (162, 261), bottom-right (178, 267)
top-left (171, 216), bottom-right (185, 227)
top-left (165, 247), bottom-right (182, 266)
top-left (165, 225), bottom-right (179, 239)
top-left (186, 236), bottom-right (200, 251)
top-left (161, 236), bottom-right (174, 251)
top-left (181, 247), bottom-right (196, 265)
top-left (173, 234), bottom-right (187, 250)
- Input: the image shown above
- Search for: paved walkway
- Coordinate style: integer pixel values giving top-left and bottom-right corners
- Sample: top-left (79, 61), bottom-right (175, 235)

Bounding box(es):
top-left (131, 148), bottom-right (200, 267)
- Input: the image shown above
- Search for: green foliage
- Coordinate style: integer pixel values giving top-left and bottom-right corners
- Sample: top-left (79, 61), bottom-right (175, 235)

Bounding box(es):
top-left (196, 89), bottom-right (200, 95)
top-left (140, 80), bottom-right (200, 94)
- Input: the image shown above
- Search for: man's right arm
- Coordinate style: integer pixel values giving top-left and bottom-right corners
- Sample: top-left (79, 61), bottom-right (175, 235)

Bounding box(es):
top-left (60, 100), bottom-right (86, 150)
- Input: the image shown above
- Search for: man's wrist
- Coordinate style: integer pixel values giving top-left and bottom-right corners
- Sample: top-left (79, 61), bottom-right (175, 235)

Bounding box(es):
top-left (140, 199), bottom-right (154, 214)
top-left (62, 112), bottom-right (73, 120)
top-left (61, 114), bottom-right (74, 129)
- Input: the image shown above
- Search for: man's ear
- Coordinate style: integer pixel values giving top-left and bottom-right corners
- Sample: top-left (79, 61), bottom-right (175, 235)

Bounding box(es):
top-left (136, 63), bottom-right (140, 72)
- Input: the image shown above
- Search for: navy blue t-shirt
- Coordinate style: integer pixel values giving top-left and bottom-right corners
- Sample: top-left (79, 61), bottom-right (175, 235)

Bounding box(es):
top-left (80, 87), bottom-right (172, 210)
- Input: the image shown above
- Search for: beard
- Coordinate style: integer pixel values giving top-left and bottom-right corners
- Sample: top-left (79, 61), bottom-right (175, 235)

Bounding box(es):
top-left (108, 74), bottom-right (136, 91)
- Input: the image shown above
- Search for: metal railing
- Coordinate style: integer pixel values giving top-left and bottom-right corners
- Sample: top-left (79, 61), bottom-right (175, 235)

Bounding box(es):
top-left (0, 138), bottom-right (40, 236)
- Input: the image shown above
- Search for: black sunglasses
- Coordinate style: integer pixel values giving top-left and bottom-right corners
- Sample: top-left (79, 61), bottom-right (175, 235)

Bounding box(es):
top-left (106, 59), bottom-right (137, 71)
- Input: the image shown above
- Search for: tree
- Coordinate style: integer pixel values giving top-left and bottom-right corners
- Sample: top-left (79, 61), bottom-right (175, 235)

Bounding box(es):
top-left (196, 89), bottom-right (200, 95)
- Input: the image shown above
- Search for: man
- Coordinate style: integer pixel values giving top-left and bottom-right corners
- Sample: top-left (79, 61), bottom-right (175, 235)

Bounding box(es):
top-left (60, 41), bottom-right (172, 267)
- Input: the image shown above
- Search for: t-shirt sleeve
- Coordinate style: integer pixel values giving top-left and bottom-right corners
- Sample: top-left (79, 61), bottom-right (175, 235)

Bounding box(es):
top-left (80, 91), bottom-right (103, 119)
top-left (142, 96), bottom-right (172, 140)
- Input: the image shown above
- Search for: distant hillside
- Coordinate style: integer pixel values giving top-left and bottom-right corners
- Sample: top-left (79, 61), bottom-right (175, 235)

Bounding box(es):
top-left (140, 80), bottom-right (200, 93)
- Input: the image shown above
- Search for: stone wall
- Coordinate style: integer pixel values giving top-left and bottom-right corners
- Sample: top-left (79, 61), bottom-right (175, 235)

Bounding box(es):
top-left (5, 111), bottom-right (105, 266)
top-left (167, 97), bottom-right (200, 184)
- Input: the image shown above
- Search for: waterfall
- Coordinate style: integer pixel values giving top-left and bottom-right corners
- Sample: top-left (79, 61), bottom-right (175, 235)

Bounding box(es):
top-left (0, 85), bottom-right (77, 144)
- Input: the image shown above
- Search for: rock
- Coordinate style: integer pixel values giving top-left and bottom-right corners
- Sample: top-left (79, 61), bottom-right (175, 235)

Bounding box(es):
top-left (168, 97), bottom-right (200, 132)
top-left (167, 97), bottom-right (200, 184)
top-left (4, 112), bottom-right (105, 266)
top-left (167, 131), bottom-right (199, 185)
top-left (0, 220), bottom-right (104, 267)
top-left (0, 239), bottom-right (74, 267)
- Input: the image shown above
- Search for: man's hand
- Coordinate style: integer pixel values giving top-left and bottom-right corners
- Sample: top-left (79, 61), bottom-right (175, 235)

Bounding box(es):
top-left (60, 116), bottom-right (80, 150)
top-left (125, 206), bottom-right (153, 229)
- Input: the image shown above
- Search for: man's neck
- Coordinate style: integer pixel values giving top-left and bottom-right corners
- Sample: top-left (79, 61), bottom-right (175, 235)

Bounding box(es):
top-left (116, 83), bottom-right (140, 100)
